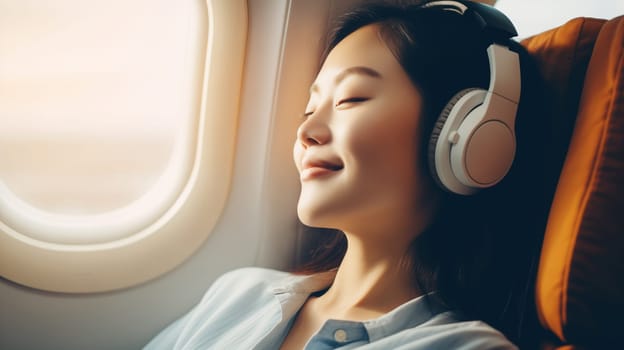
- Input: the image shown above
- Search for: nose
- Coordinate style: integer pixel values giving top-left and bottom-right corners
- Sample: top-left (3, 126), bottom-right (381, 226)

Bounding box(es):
top-left (296, 114), bottom-right (331, 148)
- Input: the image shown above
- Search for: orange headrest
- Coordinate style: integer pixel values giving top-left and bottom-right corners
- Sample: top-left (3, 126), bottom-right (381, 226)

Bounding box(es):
top-left (524, 15), bottom-right (624, 347)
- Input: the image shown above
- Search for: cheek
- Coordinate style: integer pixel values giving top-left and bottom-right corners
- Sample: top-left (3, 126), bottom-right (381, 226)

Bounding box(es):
top-left (346, 108), bottom-right (419, 162)
top-left (340, 108), bottom-right (423, 193)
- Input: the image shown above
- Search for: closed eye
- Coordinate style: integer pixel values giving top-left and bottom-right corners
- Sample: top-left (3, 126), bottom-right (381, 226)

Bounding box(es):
top-left (336, 97), bottom-right (369, 107)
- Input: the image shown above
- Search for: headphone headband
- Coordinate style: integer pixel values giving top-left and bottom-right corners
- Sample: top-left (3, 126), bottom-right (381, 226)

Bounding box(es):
top-left (421, 0), bottom-right (518, 40)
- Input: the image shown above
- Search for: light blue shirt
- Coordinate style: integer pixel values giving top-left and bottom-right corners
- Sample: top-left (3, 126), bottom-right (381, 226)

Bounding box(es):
top-left (144, 267), bottom-right (518, 349)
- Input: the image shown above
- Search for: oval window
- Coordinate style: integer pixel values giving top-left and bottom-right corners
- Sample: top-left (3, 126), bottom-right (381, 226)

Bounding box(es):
top-left (0, 0), bottom-right (247, 293)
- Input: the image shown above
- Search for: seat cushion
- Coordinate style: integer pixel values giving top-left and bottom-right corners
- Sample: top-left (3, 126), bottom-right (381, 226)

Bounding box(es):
top-left (533, 15), bottom-right (624, 347)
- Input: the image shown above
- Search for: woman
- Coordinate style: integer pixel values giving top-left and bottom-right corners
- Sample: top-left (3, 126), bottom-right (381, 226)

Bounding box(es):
top-left (145, 1), bottom-right (546, 349)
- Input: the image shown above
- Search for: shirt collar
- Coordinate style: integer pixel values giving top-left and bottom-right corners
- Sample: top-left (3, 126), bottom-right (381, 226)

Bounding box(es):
top-left (269, 269), bottom-right (337, 321)
top-left (362, 291), bottom-right (446, 341)
top-left (269, 269), bottom-right (448, 343)
top-left (270, 269), bottom-right (337, 296)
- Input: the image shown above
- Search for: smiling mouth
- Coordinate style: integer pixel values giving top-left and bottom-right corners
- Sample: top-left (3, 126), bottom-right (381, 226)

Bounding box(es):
top-left (300, 161), bottom-right (343, 181)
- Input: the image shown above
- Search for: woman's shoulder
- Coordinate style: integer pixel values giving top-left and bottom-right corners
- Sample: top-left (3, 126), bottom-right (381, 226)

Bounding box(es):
top-left (143, 268), bottom-right (296, 349)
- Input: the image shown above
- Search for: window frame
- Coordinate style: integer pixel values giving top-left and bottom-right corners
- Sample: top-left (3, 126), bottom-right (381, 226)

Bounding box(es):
top-left (0, 0), bottom-right (247, 293)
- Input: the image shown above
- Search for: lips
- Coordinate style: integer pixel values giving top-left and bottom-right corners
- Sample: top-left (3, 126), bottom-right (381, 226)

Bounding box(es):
top-left (304, 159), bottom-right (343, 171)
top-left (300, 157), bottom-right (343, 180)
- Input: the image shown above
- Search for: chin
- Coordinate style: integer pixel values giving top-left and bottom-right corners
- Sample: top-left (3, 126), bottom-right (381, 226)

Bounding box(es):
top-left (296, 206), bottom-right (319, 227)
top-left (296, 203), bottom-right (337, 229)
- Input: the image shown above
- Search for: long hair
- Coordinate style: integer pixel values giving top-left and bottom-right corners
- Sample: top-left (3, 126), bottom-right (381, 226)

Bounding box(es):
top-left (295, 1), bottom-right (549, 346)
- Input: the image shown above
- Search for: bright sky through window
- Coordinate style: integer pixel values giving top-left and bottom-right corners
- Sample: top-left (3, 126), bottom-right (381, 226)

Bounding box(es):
top-left (0, 0), bottom-right (202, 216)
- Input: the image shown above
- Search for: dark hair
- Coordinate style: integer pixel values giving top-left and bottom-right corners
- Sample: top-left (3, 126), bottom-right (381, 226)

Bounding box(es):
top-left (296, 1), bottom-right (548, 347)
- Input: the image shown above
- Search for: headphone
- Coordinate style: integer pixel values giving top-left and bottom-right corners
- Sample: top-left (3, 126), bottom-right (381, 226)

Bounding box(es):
top-left (422, 0), bottom-right (521, 195)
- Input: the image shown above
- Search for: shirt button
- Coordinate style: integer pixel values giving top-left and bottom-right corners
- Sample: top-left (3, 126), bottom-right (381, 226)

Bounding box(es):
top-left (333, 329), bottom-right (347, 342)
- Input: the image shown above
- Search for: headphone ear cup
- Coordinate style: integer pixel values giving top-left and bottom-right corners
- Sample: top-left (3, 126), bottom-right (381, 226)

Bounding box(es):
top-left (428, 88), bottom-right (481, 191)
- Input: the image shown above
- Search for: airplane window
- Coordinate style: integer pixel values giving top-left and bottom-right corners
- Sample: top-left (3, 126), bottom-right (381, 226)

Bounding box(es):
top-left (0, 0), bottom-right (247, 292)
top-left (0, 0), bottom-right (203, 243)
top-left (495, 0), bottom-right (624, 39)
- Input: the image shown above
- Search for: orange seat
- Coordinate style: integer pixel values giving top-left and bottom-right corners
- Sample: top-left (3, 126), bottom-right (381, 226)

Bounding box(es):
top-left (521, 15), bottom-right (624, 349)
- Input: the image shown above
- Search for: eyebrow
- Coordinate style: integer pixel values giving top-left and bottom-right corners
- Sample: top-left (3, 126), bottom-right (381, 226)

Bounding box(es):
top-left (309, 66), bottom-right (382, 94)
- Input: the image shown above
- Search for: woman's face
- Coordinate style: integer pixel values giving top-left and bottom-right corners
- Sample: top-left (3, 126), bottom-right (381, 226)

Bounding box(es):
top-left (293, 24), bottom-right (436, 237)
